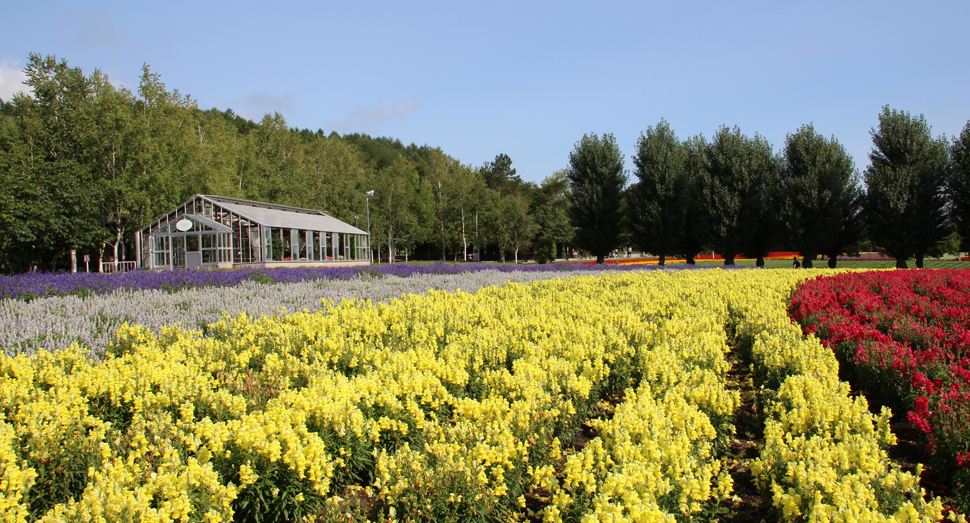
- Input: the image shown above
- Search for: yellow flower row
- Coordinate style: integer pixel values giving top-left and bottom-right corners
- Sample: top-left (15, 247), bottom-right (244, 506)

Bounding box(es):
top-left (543, 272), bottom-right (739, 522)
top-left (731, 270), bottom-right (960, 523)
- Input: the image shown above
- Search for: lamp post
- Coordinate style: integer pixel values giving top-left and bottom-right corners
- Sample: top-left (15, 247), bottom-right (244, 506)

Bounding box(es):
top-left (365, 190), bottom-right (374, 262)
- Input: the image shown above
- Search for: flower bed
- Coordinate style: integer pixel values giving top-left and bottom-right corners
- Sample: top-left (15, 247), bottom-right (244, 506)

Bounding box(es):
top-left (0, 262), bottom-right (680, 302)
top-left (3, 268), bottom-right (681, 359)
top-left (0, 270), bottom-right (949, 522)
top-left (789, 270), bottom-right (970, 510)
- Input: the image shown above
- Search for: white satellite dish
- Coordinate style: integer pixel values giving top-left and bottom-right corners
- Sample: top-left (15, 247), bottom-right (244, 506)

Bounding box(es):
top-left (175, 218), bottom-right (193, 232)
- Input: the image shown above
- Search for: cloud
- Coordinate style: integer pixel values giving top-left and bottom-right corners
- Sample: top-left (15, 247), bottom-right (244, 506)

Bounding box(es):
top-left (327, 99), bottom-right (416, 132)
top-left (0, 58), bottom-right (29, 101)
top-left (244, 91), bottom-right (295, 112)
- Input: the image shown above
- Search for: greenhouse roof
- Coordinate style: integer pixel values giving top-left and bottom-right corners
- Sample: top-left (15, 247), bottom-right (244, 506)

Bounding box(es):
top-left (153, 214), bottom-right (232, 234)
top-left (202, 195), bottom-right (367, 235)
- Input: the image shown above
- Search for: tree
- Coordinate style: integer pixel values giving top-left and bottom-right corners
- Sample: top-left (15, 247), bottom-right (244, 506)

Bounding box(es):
top-left (494, 193), bottom-right (537, 263)
top-left (680, 135), bottom-right (711, 264)
top-left (372, 157), bottom-right (422, 263)
top-left (291, 134), bottom-right (371, 226)
top-left (864, 107), bottom-right (949, 268)
top-left (567, 133), bottom-right (627, 264)
top-left (445, 164), bottom-right (487, 261)
top-left (424, 148), bottom-right (454, 260)
top-left (0, 53), bottom-right (104, 272)
top-left (781, 124), bottom-right (864, 268)
top-left (627, 119), bottom-right (687, 266)
top-left (480, 153), bottom-right (523, 195)
top-left (93, 65), bottom-right (191, 270)
top-left (948, 121), bottom-right (970, 243)
top-left (531, 170), bottom-right (574, 261)
top-left (244, 112), bottom-right (303, 203)
top-left (705, 126), bottom-right (780, 266)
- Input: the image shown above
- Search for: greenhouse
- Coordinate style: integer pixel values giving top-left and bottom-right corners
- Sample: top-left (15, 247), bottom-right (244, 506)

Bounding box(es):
top-left (136, 195), bottom-right (370, 270)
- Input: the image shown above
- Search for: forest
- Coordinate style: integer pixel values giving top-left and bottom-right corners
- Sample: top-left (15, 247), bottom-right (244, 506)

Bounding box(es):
top-left (0, 53), bottom-right (566, 273)
top-left (2, 52), bottom-right (969, 273)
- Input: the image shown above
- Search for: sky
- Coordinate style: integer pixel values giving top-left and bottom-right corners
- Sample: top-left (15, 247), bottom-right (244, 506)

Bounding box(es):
top-left (2, 1), bottom-right (969, 185)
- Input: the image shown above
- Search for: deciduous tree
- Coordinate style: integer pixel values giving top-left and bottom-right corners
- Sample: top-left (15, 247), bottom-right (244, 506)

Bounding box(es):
top-left (864, 107), bottom-right (949, 268)
top-left (705, 126), bottom-right (779, 265)
top-left (531, 170), bottom-right (573, 261)
top-left (781, 124), bottom-right (863, 268)
top-left (567, 133), bottom-right (627, 264)
top-left (627, 119), bottom-right (686, 266)
top-left (948, 121), bottom-right (970, 242)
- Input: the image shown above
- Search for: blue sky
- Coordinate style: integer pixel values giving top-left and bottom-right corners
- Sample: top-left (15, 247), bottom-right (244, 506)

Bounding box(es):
top-left (2, 1), bottom-right (968, 184)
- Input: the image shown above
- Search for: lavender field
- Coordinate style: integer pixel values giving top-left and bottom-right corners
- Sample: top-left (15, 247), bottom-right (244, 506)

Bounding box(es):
top-left (1, 263), bottom-right (706, 358)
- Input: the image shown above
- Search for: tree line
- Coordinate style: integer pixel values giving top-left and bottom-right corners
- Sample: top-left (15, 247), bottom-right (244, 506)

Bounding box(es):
top-left (0, 53), bottom-right (571, 273)
top-left (2, 53), bottom-right (969, 273)
top-left (569, 110), bottom-right (970, 268)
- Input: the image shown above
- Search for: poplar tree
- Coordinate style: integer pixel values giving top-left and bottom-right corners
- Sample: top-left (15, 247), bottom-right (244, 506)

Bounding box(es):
top-left (566, 133), bottom-right (627, 264)
top-left (864, 107), bottom-right (949, 268)
top-left (705, 126), bottom-right (779, 265)
top-left (627, 119), bottom-right (686, 266)
top-left (948, 121), bottom-right (970, 243)
top-left (781, 124), bottom-right (863, 268)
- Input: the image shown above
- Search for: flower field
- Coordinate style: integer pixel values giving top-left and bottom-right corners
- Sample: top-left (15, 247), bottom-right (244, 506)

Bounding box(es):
top-left (789, 270), bottom-right (970, 510)
top-left (0, 262), bottom-right (665, 302)
top-left (0, 269), bottom-right (959, 522)
top-left (3, 267), bottom-right (686, 359)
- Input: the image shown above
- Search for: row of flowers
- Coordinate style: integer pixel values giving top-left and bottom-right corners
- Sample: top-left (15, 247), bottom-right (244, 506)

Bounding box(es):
top-left (731, 272), bottom-right (953, 521)
top-left (0, 269), bottom-right (954, 521)
top-left (0, 262), bottom-right (695, 302)
top-left (789, 270), bottom-right (970, 509)
top-left (1, 268), bottom-right (661, 359)
top-left (2, 271), bottom-right (733, 522)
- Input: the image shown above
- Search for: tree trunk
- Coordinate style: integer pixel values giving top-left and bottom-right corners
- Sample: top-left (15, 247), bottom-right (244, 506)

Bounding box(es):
top-left (803, 256), bottom-right (814, 269)
top-left (723, 254), bottom-right (735, 266)
top-left (686, 253), bottom-right (695, 265)
top-left (70, 249), bottom-right (77, 273)
top-left (596, 254), bottom-right (605, 264)
top-left (387, 224), bottom-right (393, 264)
top-left (827, 256), bottom-right (838, 269)
top-left (915, 254), bottom-right (924, 269)
top-left (658, 254), bottom-right (665, 266)
top-left (461, 208), bottom-right (467, 261)
top-left (895, 257), bottom-right (908, 269)
top-left (755, 256), bottom-right (765, 267)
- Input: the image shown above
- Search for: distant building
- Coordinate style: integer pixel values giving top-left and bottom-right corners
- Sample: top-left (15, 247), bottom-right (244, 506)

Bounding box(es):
top-left (136, 195), bottom-right (370, 270)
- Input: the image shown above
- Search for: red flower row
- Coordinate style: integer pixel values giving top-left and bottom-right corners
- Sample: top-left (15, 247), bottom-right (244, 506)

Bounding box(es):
top-left (788, 270), bottom-right (970, 480)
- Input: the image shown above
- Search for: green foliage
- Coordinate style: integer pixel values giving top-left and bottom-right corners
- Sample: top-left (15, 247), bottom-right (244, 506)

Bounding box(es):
top-left (627, 119), bottom-right (688, 265)
top-left (781, 124), bottom-right (864, 268)
top-left (705, 126), bottom-right (780, 265)
top-left (948, 120), bottom-right (970, 240)
top-left (533, 236), bottom-right (556, 264)
top-left (531, 170), bottom-right (574, 260)
top-left (567, 133), bottom-right (627, 264)
top-left (863, 106), bottom-right (950, 268)
top-left (494, 192), bottom-right (538, 263)
top-left (480, 153), bottom-right (525, 196)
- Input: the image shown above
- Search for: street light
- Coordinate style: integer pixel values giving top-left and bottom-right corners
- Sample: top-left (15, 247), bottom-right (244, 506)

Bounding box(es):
top-left (365, 190), bottom-right (374, 262)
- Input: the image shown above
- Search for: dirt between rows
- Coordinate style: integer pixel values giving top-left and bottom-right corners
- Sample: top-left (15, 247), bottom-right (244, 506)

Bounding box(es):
top-left (334, 349), bottom-right (941, 522)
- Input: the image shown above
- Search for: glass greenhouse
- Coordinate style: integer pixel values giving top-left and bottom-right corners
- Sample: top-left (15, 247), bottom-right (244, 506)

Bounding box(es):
top-left (136, 195), bottom-right (370, 270)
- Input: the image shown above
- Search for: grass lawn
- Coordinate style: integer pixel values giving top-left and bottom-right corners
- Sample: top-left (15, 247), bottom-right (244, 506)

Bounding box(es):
top-left (683, 258), bottom-right (970, 269)
top-left (371, 257), bottom-right (970, 270)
